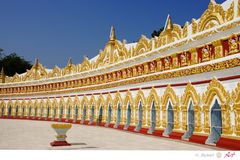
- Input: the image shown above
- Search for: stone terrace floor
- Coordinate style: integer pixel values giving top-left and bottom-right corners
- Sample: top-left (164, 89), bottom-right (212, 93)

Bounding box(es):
top-left (0, 119), bottom-right (223, 150)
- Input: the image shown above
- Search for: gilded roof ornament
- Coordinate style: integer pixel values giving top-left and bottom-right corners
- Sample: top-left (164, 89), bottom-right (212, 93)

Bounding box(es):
top-left (109, 26), bottom-right (116, 41)
top-left (164, 15), bottom-right (173, 31)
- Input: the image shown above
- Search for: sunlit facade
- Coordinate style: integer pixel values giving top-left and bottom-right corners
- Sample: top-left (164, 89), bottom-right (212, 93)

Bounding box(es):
top-left (0, 0), bottom-right (240, 150)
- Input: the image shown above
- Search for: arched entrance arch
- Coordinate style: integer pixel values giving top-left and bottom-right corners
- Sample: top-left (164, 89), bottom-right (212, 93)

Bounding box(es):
top-left (105, 94), bottom-right (113, 127)
top-left (181, 83), bottom-right (201, 139)
top-left (162, 85), bottom-right (179, 137)
top-left (202, 78), bottom-right (231, 144)
top-left (89, 95), bottom-right (96, 124)
top-left (134, 90), bottom-right (146, 132)
top-left (147, 88), bottom-right (160, 134)
top-left (123, 91), bottom-right (134, 130)
top-left (97, 95), bottom-right (105, 125)
top-left (114, 92), bottom-right (123, 128)
top-left (73, 96), bottom-right (80, 122)
top-left (81, 96), bottom-right (88, 124)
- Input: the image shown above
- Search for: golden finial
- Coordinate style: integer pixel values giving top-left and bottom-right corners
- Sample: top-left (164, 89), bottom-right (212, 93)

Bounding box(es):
top-left (67, 57), bottom-right (72, 65)
top-left (34, 58), bottom-right (39, 68)
top-left (109, 26), bottom-right (116, 41)
top-left (164, 15), bottom-right (173, 31)
top-left (1, 67), bottom-right (5, 76)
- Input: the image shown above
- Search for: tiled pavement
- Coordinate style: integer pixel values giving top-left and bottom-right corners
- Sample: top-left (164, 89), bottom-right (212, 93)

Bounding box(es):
top-left (0, 119), bottom-right (223, 150)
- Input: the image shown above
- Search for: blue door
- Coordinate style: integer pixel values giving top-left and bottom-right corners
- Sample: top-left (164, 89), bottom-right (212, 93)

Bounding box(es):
top-left (135, 101), bottom-right (142, 132)
top-left (182, 101), bottom-right (194, 139)
top-left (206, 99), bottom-right (222, 144)
top-left (83, 105), bottom-right (87, 120)
top-left (8, 105), bottom-right (12, 117)
top-left (59, 106), bottom-right (63, 120)
top-left (148, 101), bottom-right (156, 133)
top-left (67, 106), bottom-right (70, 120)
top-left (90, 105), bottom-right (94, 123)
top-left (15, 105), bottom-right (18, 117)
top-left (75, 105), bottom-right (78, 121)
top-left (28, 106), bottom-right (31, 118)
top-left (124, 103), bottom-right (131, 129)
top-left (106, 104), bottom-right (112, 126)
top-left (98, 106), bottom-right (103, 124)
top-left (163, 101), bottom-right (174, 136)
top-left (53, 106), bottom-right (56, 119)
top-left (46, 106), bottom-right (49, 119)
top-left (114, 103), bottom-right (121, 128)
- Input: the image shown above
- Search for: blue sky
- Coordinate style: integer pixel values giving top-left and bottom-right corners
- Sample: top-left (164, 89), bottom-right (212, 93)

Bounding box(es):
top-left (0, 0), bottom-right (226, 68)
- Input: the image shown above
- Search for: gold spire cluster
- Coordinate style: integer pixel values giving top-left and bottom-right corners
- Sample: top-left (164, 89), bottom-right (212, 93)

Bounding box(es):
top-left (1, 0), bottom-right (239, 83)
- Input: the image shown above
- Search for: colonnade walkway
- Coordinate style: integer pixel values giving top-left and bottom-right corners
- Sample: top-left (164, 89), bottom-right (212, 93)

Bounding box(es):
top-left (0, 119), bottom-right (223, 150)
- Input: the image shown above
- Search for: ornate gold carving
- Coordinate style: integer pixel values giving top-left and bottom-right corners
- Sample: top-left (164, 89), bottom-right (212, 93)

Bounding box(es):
top-left (198, 1), bottom-right (225, 32)
top-left (232, 83), bottom-right (240, 136)
top-left (228, 34), bottom-right (239, 55)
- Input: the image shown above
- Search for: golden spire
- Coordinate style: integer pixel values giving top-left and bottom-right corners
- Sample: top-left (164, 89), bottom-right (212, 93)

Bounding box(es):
top-left (1, 67), bottom-right (5, 83)
top-left (34, 58), bottom-right (39, 68)
top-left (1, 67), bottom-right (5, 76)
top-left (109, 26), bottom-right (116, 41)
top-left (67, 57), bottom-right (72, 65)
top-left (164, 15), bottom-right (173, 31)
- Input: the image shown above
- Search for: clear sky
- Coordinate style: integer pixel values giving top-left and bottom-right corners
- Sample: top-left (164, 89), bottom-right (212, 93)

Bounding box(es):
top-left (0, 0), bottom-right (226, 68)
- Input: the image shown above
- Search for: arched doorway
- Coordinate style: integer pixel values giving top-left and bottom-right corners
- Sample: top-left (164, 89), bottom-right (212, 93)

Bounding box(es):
top-left (205, 99), bottom-right (222, 144)
top-left (124, 102), bottom-right (131, 130)
top-left (66, 105), bottom-right (70, 121)
top-left (163, 101), bottom-right (174, 137)
top-left (89, 104), bottom-right (94, 124)
top-left (182, 101), bottom-right (194, 140)
top-left (33, 107), bottom-right (37, 118)
top-left (81, 104), bottom-right (87, 124)
top-left (97, 105), bottom-right (103, 125)
top-left (148, 101), bottom-right (156, 134)
top-left (114, 102), bottom-right (121, 128)
top-left (8, 105), bottom-right (12, 117)
top-left (59, 105), bottom-right (63, 121)
top-left (74, 105), bottom-right (78, 122)
top-left (52, 106), bottom-right (56, 120)
top-left (27, 106), bottom-right (31, 118)
top-left (134, 101), bottom-right (142, 132)
top-left (1, 105), bottom-right (4, 117)
top-left (46, 106), bottom-right (50, 119)
top-left (15, 105), bottom-right (19, 118)
top-left (105, 104), bottom-right (112, 127)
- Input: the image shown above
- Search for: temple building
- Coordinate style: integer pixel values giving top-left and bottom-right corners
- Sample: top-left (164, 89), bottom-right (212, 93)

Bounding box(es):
top-left (0, 0), bottom-right (240, 150)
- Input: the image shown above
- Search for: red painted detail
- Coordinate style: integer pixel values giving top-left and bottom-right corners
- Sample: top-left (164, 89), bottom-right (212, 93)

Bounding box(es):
top-left (50, 141), bottom-right (71, 147)
top-left (169, 132), bottom-right (184, 140)
top-left (216, 137), bottom-right (240, 150)
top-left (108, 123), bottom-right (115, 128)
top-left (152, 129), bottom-right (164, 137)
top-left (99, 122), bottom-right (105, 126)
top-left (83, 120), bottom-right (89, 125)
top-left (129, 88), bottom-right (140, 91)
top-left (118, 125), bottom-right (125, 130)
top-left (139, 128), bottom-right (148, 134)
top-left (141, 86), bottom-right (152, 90)
top-left (90, 122), bottom-right (96, 126)
top-left (2, 75), bottom-right (240, 101)
top-left (127, 126), bottom-right (135, 132)
top-left (119, 90), bottom-right (128, 92)
top-left (189, 134), bottom-right (208, 144)
top-left (102, 92), bottom-right (109, 95)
